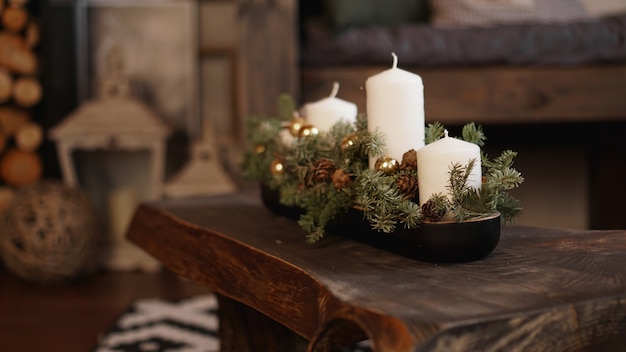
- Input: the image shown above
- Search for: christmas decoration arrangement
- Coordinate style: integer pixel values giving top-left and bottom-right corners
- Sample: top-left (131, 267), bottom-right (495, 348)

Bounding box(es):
top-left (241, 54), bottom-right (523, 260)
top-left (242, 95), bottom-right (523, 241)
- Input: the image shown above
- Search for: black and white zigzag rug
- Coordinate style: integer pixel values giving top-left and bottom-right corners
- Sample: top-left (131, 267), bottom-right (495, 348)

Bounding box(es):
top-left (94, 295), bottom-right (220, 352)
top-left (94, 294), bottom-right (372, 352)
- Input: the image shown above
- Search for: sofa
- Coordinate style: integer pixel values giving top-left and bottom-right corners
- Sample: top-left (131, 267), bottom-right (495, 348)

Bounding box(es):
top-left (299, 0), bottom-right (626, 126)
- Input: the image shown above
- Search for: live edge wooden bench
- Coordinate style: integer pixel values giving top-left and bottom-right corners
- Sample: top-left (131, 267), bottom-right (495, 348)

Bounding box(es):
top-left (127, 189), bottom-right (626, 352)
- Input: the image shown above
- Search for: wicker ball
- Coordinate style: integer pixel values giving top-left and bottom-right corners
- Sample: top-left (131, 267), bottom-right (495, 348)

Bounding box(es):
top-left (0, 181), bottom-right (101, 285)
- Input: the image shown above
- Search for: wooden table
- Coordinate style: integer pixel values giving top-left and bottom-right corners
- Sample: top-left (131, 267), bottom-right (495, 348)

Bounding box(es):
top-left (127, 189), bottom-right (626, 351)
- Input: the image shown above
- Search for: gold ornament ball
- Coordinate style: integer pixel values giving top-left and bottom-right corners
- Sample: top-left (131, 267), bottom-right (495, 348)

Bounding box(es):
top-left (340, 134), bottom-right (358, 150)
top-left (298, 125), bottom-right (319, 138)
top-left (374, 156), bottom-right (399, 175)
top-left (270, 158), bottom-right (285, 175)
top-left (288, 117), bottom-right (307, 137)
top-left (254, 144), bottom-right (266, 154)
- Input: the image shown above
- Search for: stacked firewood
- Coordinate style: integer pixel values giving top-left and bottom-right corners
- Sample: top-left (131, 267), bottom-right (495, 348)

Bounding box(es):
top-left (0, 0), bottom-right (42, 212)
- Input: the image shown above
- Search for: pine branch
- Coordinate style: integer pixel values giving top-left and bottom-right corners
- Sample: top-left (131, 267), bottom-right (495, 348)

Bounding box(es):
top-left (354, 169), bottom-right (421, 232)
top-left (362, 129), bottom-right (385, 159)
top-left (354, 113), bottom-right (368, 132)
top-left (461, 122), bottom-right (486, 147)
top-left (425, 122), bottom-right (445, 144)
top-left (277, 93), bottom-right (297, 121)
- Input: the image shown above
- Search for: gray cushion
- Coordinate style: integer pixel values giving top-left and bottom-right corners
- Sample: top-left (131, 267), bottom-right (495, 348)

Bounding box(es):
top-left (325, 0), bottom-right (430, 31)
top-left (429, 0), bottom-right (591, 27)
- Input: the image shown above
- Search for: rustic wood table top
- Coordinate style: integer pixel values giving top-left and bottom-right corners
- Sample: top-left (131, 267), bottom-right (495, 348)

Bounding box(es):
top-left (127, 189), bottom-right (626, 352)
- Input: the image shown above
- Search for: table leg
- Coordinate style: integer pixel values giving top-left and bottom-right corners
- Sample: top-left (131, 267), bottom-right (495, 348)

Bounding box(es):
top-left (216, 294), bottom-right (309, 352)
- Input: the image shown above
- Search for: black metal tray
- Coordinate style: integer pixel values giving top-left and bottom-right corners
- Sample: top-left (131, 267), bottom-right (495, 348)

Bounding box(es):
top-left (261, 185), bottom-right (501, 263)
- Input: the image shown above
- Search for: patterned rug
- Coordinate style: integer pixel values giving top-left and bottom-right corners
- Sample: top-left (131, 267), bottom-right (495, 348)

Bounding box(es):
top-left (94, 294), bottom-right (372, 352)
top-left (94, 295), bottom-right (220, 352)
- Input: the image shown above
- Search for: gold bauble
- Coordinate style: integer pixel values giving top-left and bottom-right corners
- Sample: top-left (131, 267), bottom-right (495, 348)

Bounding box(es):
top-left (254, 144), bottom-right (266, 154)
top-left (374, 156), bottom-right (399, 175)
top-left (288, 117), bottom-right (307, 137)
top-left (340, 134), bottom-right (358, 151)
top-left (298, 125), bottom-right (319, 138)
top-left (270, 158), bottom-right (285, 175)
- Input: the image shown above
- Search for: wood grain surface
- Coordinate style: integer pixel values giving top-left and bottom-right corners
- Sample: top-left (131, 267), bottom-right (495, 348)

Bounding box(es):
top-left (127, 190), bottom-right (626, 351)
top-left (302, 65), bottom-right (626, 126)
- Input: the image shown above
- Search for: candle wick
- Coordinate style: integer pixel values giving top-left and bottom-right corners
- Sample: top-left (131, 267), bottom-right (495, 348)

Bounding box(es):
top-left (391, 52), bottom-right (398, 69)
top-left (330, 82), bottom-right (339, 98)
top-left (444, 129), bottom-right (449, 138)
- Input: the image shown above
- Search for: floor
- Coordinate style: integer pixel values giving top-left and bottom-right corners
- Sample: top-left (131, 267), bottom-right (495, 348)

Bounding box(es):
top-left (0, 267), bottom-right (209, 352)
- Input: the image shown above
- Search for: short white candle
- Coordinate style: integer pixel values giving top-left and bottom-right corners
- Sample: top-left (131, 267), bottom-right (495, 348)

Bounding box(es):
top-left (302, 82), bottom-right (357, 132)
top-left (416, 130), bottom-right (482, 206)
top-left (366, 53), bottom-right (424, 168)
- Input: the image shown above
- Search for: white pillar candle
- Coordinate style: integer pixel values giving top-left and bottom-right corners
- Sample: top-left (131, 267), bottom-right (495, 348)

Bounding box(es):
top-left (366, 53), bottom-right (424, 168)
top-left (416, 130), bottom-right (482, 206)
top-left (302, 82), bottom-right (357, 132)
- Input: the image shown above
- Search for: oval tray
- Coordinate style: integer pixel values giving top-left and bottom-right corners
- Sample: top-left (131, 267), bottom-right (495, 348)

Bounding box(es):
top-left (261, 185), bottom-right (501, 263)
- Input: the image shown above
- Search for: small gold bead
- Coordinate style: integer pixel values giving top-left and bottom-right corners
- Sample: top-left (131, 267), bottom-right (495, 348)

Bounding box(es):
top-left (288, 117), bottom-right (307, 137)
top-left (340, 134), bottom-right (358, 151)
top-left (270, 158), bottom-right (285, 175)
top-left (298, 125), bottom-right (319, 138)
top-left (254, 144), bottom-right (266, 154)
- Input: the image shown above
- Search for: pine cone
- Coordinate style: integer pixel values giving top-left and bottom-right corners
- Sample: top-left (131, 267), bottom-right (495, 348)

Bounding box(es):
top-left (332, 169), bottom-right (351, 190)
top-left (307, 159), bottom-right (336, 185)
top-left (421, 197), bottom-right (448, 222)
top-left (401, 149), bottom-right (418, 171)
top-left (396, 174), bottom-right (419, 199)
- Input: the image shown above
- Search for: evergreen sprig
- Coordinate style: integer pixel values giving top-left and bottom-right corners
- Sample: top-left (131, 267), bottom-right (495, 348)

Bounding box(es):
top-left (241, 118), bottom-right (282, 186)
top-left (425, 122), bottom-right (445, 144)
top-left (446, 159), bottom-right (486, 222)
top-left (461, 122), bottom-right (486, 147)
top-left (354, 169), bottom-right (423, 233)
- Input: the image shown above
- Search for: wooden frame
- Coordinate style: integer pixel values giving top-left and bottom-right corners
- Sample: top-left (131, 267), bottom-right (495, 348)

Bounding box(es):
top-left (199, 46), bottom-right (240, 144)
top-left (302, 64), bottom-right (626, 125)
top-left (237, 0), bottom-right (299, 124)
top-left (77, 0), bottom-right (200, 137)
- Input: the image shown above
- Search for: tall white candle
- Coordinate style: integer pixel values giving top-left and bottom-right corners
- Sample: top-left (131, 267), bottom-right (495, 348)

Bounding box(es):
top-left (366, 53), bottom-right (424, 168)
top-left (416, 130), bottom-right (482, 206)
top-left (302, 82), bottom-right (357, 132)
